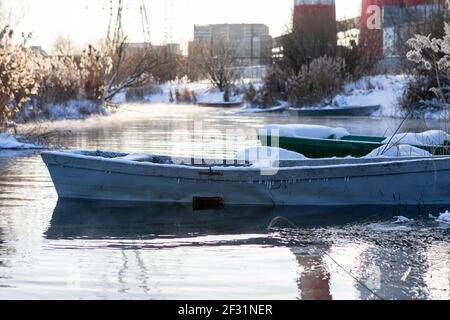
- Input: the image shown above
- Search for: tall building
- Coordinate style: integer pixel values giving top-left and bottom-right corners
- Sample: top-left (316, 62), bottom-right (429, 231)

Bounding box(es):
top-left (360, 0), bottom-right (446, 61)
top-left (125, 42), bottom-right (182, 57)
top-left (293, 0), bottom-right (337, 50)
top-left (192, 24), bottom-right (273, 66)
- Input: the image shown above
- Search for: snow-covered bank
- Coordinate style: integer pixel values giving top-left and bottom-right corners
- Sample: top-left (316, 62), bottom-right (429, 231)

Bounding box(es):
top-left (0, 133), bottom-right (43, 150)
top-left (333, 75), bottom-right (412, 118)
top-left (237, 75), bottom-right (413, 117)
top-left (19, 100), bottom-right (108, 123)
top-left (239, 75), bottom-right (447, 119)
top-left (144, 81), bottom-right (246, 105)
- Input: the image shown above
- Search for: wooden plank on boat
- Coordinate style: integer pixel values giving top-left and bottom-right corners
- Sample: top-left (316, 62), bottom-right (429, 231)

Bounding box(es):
top-left (290, 105), bottom-right (381, 117)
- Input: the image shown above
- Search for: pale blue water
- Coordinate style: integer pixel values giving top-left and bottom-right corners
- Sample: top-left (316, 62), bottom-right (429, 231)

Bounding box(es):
top-left (0, 104), bottom-right (449, 300)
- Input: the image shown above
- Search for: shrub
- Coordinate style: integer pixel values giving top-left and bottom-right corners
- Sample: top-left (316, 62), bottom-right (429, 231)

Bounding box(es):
top-left (0, 27), bottom-right (40, 128)
top-left (36, 55), bottom-right (80, 106)
top-left (182, 88), bottom-right (193, 103)
top-left (79, 45), bottom-right (112, 101)
top-left (402, 22), bottom-right (450, 111)
top-left (406, 23), bottom-right (450, 98)
top-left (244, 84), bottom-right (257, 104)
top-left (285, 56), bottom-right (346, 107)
top-left (125, 87), bottom-right (146, 102)
top-left (244, 67), bottom-right (289, 108)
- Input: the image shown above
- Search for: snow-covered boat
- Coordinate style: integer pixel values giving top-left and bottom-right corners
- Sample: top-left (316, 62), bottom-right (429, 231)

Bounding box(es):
top-left (42, 150), bottom-right (450, 206)
top-left (259, 125), bottom-right (450, 158)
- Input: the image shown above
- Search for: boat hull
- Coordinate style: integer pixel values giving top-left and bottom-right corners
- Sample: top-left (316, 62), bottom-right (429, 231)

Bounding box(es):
top-left (197, 102), bottom-right (243, 108)
top-left (290, 105), bottom-right (381, 117)
top-left (42, 152), bottom-right (450, 206)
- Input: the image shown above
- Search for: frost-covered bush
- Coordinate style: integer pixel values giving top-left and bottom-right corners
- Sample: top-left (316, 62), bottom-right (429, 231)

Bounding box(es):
top-left (404, 22), bottom-right (450, 110)
top-left (244, 67), bottom-right (288, 107)
top-left (125, 84), bottom-right (160, 102)
top-left (79, 45), bottom-right (112, 101)
top-left (285, 56), bottom-right (346, 107)
top-left (0, 27), bottom-right (40, 127)
top-left (246, 57), bottom-right (346, 108)
top-left (36, 55), bottom-right (80, 105)
top-left (172, 87), bottom-right (197, 104)
top-left (0, 30), bottom-right (115, 126)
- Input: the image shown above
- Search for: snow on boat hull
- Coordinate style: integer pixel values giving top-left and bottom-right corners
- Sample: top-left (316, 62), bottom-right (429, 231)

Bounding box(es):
top-left (42, 151), bottom-right (450, 206)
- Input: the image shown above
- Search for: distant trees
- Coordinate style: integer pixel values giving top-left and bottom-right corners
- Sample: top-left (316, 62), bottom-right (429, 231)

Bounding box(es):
top-left (189, 39), bottom-right (238, 93)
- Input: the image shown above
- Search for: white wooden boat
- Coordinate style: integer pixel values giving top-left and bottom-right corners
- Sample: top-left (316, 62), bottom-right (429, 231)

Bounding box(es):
top-left (42, 151), bottom-right (450, 206)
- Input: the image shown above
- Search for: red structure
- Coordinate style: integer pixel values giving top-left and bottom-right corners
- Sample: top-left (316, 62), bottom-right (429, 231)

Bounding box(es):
top-left (293, 0), bottom-right (337, 49)
top-left (360, 0), bottom-right (432, 60)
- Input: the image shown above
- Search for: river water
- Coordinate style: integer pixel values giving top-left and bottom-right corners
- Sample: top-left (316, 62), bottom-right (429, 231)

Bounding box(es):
top-left (0, 104), bottom-right (449, 300)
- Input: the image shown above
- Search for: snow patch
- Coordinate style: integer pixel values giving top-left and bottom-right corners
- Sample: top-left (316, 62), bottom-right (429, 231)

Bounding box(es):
top-left (334, 75), bottom-right (412, 118)
top-left (365, 145), bottom-right (432, 158)
top-left (236, 147), bottom-right (306, 167)
top-left (367, 223), bottom-right (412, 232)
top-left (117, 153), bottom-right (155, 161)
top-left (382, 130), bottom-right (450, 146)
top-left (437, 210), bottom-right (450, 224)
top-left (393, 216), bottom-right (414, 224)
top-left (0, 133), bottom-right (42, 150)
top-left (260, 124), bottom-right (349, 140)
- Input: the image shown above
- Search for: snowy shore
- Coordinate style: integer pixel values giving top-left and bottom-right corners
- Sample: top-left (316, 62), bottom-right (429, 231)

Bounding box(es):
top-left (28, 75), bottom-right (444, 121)
top-left (0, 133), bottom-right (43, 150)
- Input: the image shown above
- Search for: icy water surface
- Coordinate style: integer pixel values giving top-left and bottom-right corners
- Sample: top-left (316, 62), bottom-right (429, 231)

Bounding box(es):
top-left (0, 104), bottom-right (449, 300)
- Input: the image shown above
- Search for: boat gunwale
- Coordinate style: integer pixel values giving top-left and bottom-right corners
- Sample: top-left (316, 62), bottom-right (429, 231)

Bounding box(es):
top-left (258, 134), bottom-right (448, 148)
top-left (42, 151), bottom-right (450, 182)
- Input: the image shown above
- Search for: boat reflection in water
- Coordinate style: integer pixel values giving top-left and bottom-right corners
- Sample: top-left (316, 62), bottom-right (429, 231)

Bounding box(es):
top-left (46, 200), bottom-right (433, 241)
top-left (45, 200), bottom-right (448, 300)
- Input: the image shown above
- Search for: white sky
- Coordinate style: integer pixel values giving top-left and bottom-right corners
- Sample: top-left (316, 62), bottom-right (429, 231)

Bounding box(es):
top-left (3, 0), bottom-right (361, 51)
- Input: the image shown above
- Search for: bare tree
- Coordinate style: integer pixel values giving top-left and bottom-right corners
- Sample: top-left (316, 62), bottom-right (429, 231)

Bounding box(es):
top-left (102, 39), bottom-right (164, 103)
top-left (189, 39), bottom-right (238, 92)
top-left (52, 35), bottom-right (80, 56)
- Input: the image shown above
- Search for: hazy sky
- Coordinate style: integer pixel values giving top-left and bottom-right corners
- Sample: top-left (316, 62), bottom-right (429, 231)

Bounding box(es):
top-left (3, 0), bottom-right (361, 50)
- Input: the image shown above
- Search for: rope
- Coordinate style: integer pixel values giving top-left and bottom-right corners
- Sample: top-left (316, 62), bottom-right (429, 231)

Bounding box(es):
top-left (268, 216), bottom-right (385, 300)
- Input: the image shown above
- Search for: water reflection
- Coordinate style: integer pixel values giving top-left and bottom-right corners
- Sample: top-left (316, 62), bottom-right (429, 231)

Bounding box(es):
top-left (46, 200), bottom-right (433, 241)
top-left (37, 200), bottom-right (449, 300)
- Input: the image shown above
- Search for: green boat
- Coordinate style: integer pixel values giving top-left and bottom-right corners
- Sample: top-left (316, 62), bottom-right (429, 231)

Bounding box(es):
top-left (259, 134), bottom-right (450, 158)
